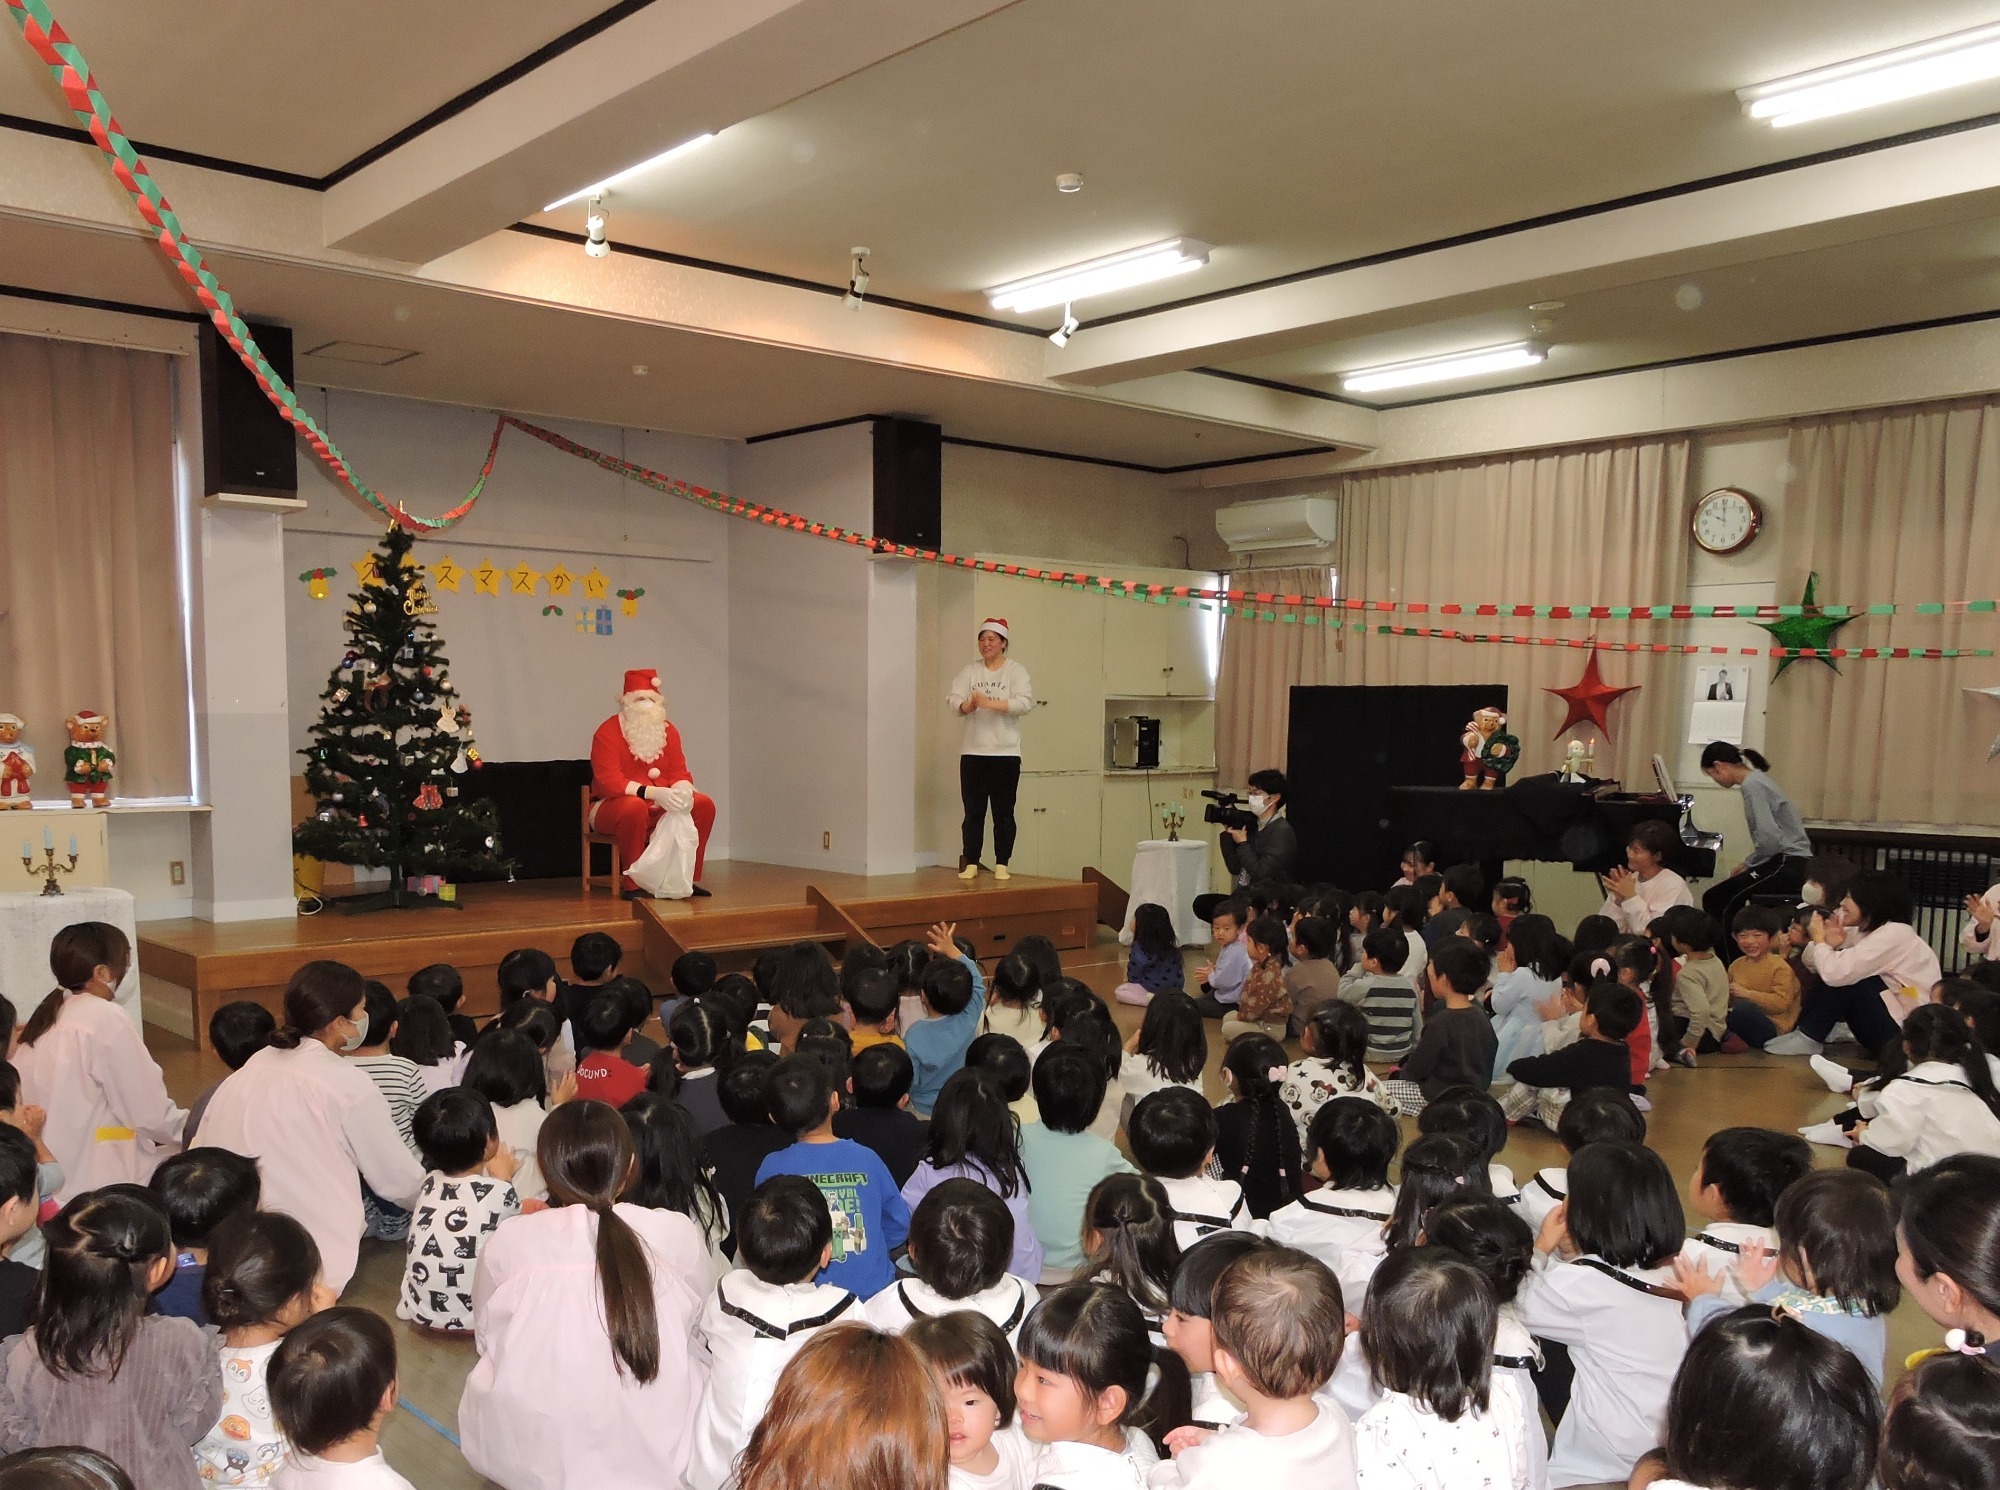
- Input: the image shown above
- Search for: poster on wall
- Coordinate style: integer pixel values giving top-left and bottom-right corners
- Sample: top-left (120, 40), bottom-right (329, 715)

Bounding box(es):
top-left (1688, 665), bottom-right (1748, 744)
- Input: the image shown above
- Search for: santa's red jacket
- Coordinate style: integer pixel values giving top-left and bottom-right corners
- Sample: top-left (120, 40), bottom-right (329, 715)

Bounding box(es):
top-left (590, 715), bottom-right (692, 803)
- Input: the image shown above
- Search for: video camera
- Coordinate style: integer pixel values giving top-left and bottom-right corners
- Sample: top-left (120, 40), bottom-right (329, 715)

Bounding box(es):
top-left (1201, 789), bottom-right (1260, 834)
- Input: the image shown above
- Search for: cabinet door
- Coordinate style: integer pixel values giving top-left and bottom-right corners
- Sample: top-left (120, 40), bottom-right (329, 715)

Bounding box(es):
top-left (1102, 566), bottom-right (1219, 699)
top-left (1014, 772), bottom-right (1102, 879)
top-left (976, 574), bottom-right (1103, 772)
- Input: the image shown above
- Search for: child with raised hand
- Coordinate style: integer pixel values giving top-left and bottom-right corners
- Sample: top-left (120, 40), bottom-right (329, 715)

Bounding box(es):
top-left (1117, 993), bottom-right (1206, 1123)
top-left (148, 1146), bottom-right (260, 1324)
top-left (1153, 1248), bottom-right (1355, 1490)
top-left (687, 1176), bottom-right (864, 1490)
top-left (754, 1055), bottom-right (910, 1298)
top-left (1220, 919), bottom-right (1292, 1043)
top-left (1418, 1196), bottom-right (1545, 1487)
top-left (1513, 1087), bottom-right (1644, 1235)
top-left (868, 1178), bottom-right (1038, 1345)
top-left (1513, 1140), bottom-right (1687, 1490)
top-left (268, 1308), bottom-right (415, 1490)
top-left (0, 1190), bottom-right (220, 1490)
top-left (1675, 1167), bottom-right (1898, 1386)
top-left (1021, 1045), bottom-right (1134, 1279)
top-left (397, 1088), bottom-right (519, 1333)
top-left (1161, 1232), bottom-right (1271, 1430)
top-left (1081, 1174), bottom-right (1181, 1334)
top-left (463, 1029), bottom-right (560, 1205)
top-left (1678, 1125), bottom-right (1811, 1278)
top-left (1014, 1282), bottom-right (1190, 1480)
top-left (1128, 1089), bottom-right (1254, 1250)
top-left (1281, 1003), bottom-right (1390, 1147)
top-left (1213, 1035), bottom-right (1302, 1221)
top-left (195, 1211), bottom-right (336, 1488)
top-left (1848, 1004), bottom-right (2000, 1179)
top-left (1383, 942), bottom-right (1496, 1116)
top-left (907, 922), bottom-right (990, 1119)
top-left (460, 1100), bottom-right (709, 1489)
top-left (1643, 1306), bottom-right (1879, 1490)
top-left (1353, 1248), bottom-right (1526, 1490)
top-left (1267, 1098), bottom-right (1399, 1272)
top-left (1117, 905), bottom-right (1186, 1008)
top-left (908, 1311), bottom-right (1039, 1490)
top-left (1879, 1348), bottom-right (2000, 1490)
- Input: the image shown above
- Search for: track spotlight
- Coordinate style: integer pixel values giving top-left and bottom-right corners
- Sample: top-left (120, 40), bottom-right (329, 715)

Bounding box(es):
top-left (843, 247), bottom-right (871, 310)
top-left (584, 194), bottom-right (610, 259)
top-left (1048, 303), bottom-right (1079, 348)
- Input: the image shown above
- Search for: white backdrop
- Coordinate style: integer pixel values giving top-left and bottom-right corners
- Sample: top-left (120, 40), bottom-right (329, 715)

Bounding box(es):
top-left (283, 388), bottom-right (734, 853)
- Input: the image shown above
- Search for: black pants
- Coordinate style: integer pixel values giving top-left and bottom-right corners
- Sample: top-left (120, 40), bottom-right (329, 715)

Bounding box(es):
top-left (1704, 856), bottom-right (1809, 964)
top-left (1531, 1340), bottom-right (1575, 1425)
top-left (960, 754), bottom-right (1021, 867)
top-left (1797, 975), bottom-right (1902, 1056)
top-left (1846, 1144), bottom-right (1907, 1183)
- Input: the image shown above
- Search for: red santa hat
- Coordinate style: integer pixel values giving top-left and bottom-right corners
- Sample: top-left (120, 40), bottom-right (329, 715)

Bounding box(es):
top-left (977, 618), bottom-right (1009, 642)
top-left (620, 669), bottom-right (663, 701)
top-left (69, 709), bottom-right (105, 725)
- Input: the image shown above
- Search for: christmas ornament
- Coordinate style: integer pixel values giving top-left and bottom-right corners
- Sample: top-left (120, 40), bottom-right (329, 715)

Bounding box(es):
top-left (62, 710), bottom-right (115, 807)
top-left (431, 556), bottom-right (464, 593)
top-left (300, 567), bottom-right (336, 599)
top-left (1546, 652), bottom-right (1640, 739)
top-left (472, 561), bottom-right (502, 596)
top-left (617, 587), bottom-right (645, 617)
top-left (545, 564), bottom-right (575, 597)
top-left (1966, 684), bottom-right (2000, 761)
top-left (362, 601), bottom-right (377, 614)
top-left (403, 577), bottom-right (438, 616)
top-left (414, 782), bottom-right (443, 810)
top-left (1759, 572), bottom-right (1858, 676)
top-left (542, 605), bottom-right (564, 618)
top-left (507, 562), bottom-right (541, 595)
top-left (0, 713), bottom-right (34, 808)
top-left (331, 688), bottom-right (349, 703)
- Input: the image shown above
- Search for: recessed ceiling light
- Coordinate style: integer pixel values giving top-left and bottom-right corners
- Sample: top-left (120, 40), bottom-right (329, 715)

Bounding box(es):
top-left (1056, 173), bottom-right (1084, 193)
top-left (1528, 300), bottom-right (1565, 313)
top-left (632, 364), bottom-right (648, 376)
top-left (544, 132), bottom-right (716, 212)
top-left (988, 238), bottom-right (1211, 314)
top-left (1340, 340), bottom-right (1547, 394)
top-left (1738, 22), bottom-right (2000, 127)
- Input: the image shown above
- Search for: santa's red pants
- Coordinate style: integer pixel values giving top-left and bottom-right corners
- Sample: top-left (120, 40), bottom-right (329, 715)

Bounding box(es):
top-left (591, 792), bottom-right (715, 891)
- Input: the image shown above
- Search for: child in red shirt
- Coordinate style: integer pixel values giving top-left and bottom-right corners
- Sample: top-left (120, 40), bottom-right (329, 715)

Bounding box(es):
top-left (572, 991), bottom-right (647, 1108)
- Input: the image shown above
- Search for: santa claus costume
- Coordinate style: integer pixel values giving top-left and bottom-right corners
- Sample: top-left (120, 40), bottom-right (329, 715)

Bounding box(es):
top-left (590, 669), bottom-right (715, 898)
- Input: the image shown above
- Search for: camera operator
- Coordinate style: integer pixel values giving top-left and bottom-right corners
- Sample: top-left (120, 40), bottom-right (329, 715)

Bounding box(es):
top-left (1192, 768), bottom-right (1298, 924)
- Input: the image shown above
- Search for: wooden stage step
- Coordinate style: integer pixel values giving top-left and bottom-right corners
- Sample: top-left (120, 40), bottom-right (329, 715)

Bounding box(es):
top-left (137, 861), bottom-right (1098, 1048)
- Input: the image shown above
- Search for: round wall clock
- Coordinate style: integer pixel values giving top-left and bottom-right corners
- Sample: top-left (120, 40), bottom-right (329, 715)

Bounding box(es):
top-left (1691, 486), bottom-right (1763, 556)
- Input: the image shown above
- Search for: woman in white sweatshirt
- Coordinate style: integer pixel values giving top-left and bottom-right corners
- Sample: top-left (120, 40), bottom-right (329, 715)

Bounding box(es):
top-left (947, 618), bottom-right (1034, 883)
top-left (1769, 870), bottom-right (1940, 1059)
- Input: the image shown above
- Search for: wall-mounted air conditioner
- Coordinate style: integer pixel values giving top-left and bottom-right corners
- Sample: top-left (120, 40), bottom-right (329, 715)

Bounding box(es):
top-left (1214, 494), bottom-right (1338, 554)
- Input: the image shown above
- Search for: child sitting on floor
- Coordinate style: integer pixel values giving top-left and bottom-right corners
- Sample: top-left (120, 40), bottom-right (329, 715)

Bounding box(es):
top-left (1117, 903), bottom-right (1187, 1007)
top-left (409, 962), bottom-right (477, 1050)
top-left (1500, 981), bottom-right (1643, 1130)
top-left (907, 1310), bottom-right (1039, 1490)
top-left (268, 1308), bottom-right (418, 1490)
top-left (868, 1178), bottom-right (1038, 1345)
top-left (1680, 1124), bottom-right (1812, 1278)
top-left (1128, 1088), bottom-right (1255, 1251)
top-left (1221, 918), bottom-right (1292, 1043)
top-left (1161, 1232), bottom-right (1270, 1430)
top-left (832, 1042), bottom-right (928, 1188)
top-left (1266, 1097), bottom-right (1399, 1275)
top-left (147, 1145), bottom-right (261, 1324)
top-left (1724, 905), bottom-right (1801, 1049)
top-left (397, 1088), bottom-right (519, 1333)
top-left (1116, 993), bottom-right (1206, 1126)
top-left (1280, 1002), bottom-right (1391, 1148)
top-left (1514, 1085), bottom-right (1646, 1234)
top-left (1346, 926), bottom-right (1422, 1064)
top-left (1382, 941), bottom-right (1495, 1115)
top-left (573, 993), bottom-right (647, 1109)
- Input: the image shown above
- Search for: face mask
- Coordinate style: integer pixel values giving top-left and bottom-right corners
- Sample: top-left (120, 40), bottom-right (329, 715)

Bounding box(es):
top-left (1247, 793), bottom-right (1269, 814)
top-left (1800, 883), bottom-right (1824, 906)
top-left (340, 1015), bottom-right (368, 1052)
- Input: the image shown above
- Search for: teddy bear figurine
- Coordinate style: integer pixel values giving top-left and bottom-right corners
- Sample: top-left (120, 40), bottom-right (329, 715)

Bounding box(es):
top-left (63, 710), bottom-right (116, 807)
top-left (1459, 707), bottom-right (1520, 791)
top-left (0, 714), bottom-right (32, 808)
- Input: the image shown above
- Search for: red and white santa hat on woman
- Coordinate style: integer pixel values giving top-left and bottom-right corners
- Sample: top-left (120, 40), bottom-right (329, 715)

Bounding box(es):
top-left (977, 618), bottom-right (1009, 642)
top-left (621, 669), bottom-right (663, 701)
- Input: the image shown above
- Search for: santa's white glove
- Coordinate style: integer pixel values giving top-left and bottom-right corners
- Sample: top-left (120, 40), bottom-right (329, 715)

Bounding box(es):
top-left (660, 780), bottom-right (696, 814)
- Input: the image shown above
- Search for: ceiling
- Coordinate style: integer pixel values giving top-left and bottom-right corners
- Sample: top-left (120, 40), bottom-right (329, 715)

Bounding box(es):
top-left (8, 0), bottom-right (2000, 446)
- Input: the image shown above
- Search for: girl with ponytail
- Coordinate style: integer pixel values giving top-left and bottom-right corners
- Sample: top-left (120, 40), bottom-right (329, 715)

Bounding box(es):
top-left (460, 1099), bottom-right (709, 1490)
top-left (1699, 739), bottom-right (1815, 934)
top-left (0, 1190), bottom-right (222, 1490)
top-left (1848, 1005), bottom-right (2000, 1180)
top-left (12, 922), bottom-right (184, 1205)
top-left (1212, 1033), bottom-right (1303, 1220)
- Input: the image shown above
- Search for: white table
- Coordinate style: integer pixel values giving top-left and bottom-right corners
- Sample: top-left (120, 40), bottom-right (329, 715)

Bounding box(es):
top-left (1120, 838), bottom-right (1213, 947)
top-left (0, 888), bottom-right (144, 1032)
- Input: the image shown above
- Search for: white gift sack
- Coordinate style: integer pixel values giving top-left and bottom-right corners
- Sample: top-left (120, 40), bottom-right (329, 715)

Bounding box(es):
top-left (626, 807), bottom-right (699, 899)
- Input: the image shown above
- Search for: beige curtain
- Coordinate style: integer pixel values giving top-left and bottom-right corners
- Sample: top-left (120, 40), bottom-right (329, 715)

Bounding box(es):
top-left (1764, 399), bottom-right (2000, 826)
top-left (1217, 434), bottom-right (1691, 789)
top-left (0, 332), bottom-right (191, 798)
top-left (1216, 564), bottom-right (1335, 783)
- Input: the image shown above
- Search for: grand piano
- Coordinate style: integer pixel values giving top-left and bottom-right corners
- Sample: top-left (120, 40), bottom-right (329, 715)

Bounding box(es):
top-left (1385, 769), bottom-right (1722, 882)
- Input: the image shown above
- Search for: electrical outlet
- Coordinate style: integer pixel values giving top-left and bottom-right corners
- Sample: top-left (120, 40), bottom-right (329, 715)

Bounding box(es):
top-left (822, 831), bottom-right (831, 850)
top-left (168, 860), bottom-right (185, 886)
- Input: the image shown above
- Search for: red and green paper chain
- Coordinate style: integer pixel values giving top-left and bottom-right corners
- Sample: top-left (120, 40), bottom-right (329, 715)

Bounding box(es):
top-left (3, 0), bottom-right (494, 530)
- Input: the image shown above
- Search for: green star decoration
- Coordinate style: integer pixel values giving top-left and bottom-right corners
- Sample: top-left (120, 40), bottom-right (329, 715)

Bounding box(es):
top-left (1758, 572), bottom-right (1857, 676)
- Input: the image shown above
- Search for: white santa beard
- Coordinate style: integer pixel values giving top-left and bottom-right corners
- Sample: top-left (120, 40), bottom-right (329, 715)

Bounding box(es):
top-left (620, 698), bottom-right (668, 762)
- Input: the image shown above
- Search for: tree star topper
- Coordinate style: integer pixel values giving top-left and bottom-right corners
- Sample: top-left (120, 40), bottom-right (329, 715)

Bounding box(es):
top-left (1758, 572), bottom-right (1856, 676)
top-left (1545, 652), bottom-right (1640, 739)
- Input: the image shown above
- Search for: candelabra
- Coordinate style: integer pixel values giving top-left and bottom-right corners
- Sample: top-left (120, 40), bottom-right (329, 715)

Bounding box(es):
top-left (20, 834), bottom-right (79, 896)
top-left (1161, 802), bottom-right (1186, 842)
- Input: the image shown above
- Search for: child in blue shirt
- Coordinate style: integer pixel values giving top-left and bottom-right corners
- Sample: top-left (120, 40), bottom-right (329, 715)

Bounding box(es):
top-left (903, 921), bottom-right (988, 1117)
top-left (1193, 899), bottom-right (1251, 1019)
top-left (755, 1054), bottom-right (909, 1298)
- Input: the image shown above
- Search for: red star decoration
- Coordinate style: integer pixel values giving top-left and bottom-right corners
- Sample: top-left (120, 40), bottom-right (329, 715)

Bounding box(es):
top-left (1545, 652), bottom-right (1640, 739)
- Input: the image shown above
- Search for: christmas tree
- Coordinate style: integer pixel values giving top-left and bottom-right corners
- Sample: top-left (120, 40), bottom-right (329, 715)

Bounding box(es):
top-left (293, 524), bottom-right (509, 907)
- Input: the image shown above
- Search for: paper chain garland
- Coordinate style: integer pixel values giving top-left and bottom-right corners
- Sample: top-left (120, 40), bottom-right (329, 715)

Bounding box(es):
top-left (10, 0), bottom-right (1993, 658)
top-left (3, 0), bottom-right (496, 532)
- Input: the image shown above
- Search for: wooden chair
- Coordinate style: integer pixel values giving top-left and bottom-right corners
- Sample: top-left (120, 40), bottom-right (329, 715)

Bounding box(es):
top-left (580, 785), bottom-right (620, 892)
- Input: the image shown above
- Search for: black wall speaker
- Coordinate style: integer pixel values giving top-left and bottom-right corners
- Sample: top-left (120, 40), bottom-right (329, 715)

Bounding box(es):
top-left (199, 320), bottom-right (299, 501)
top-left (871, 416), bottom-right (941, 550)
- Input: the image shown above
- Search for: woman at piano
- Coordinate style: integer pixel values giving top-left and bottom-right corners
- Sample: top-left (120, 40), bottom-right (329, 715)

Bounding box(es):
top-left (1696, 741), bottom-right (1813, 942)
top-left (1599, 818), bottom-right (1695, 935)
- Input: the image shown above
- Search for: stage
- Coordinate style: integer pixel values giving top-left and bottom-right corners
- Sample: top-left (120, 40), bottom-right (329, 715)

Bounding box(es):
top-left (136, 861), bottom-right (1103, 1047)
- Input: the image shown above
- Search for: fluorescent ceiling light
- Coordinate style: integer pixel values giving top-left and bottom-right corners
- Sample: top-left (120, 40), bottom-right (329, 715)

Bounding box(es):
top-left (987, 238), bottom-right (1211, 314)
top-left (1739, 22), bottom-right (2000, 127)
top-left (544, 133), bottom-right (715, 212)
top-left (1340, 340), bottom-right (1547, 394)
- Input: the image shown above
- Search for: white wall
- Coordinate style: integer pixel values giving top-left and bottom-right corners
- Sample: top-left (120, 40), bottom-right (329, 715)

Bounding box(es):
top-left (283, 387), bottom-right (735, 856)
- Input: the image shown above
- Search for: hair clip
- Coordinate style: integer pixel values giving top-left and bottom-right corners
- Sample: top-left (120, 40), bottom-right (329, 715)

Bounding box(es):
top-left (1589, 957), bottom-right (1612, 979)
top-left (1266, 1065), bottom-right (1287, 1083)
top-left (1945, 1328), bottom-right (1989, 1356)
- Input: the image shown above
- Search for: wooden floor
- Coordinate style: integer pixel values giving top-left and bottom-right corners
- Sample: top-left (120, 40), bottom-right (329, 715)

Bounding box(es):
top-left (143, 928), bottom-right (1931, 1490)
